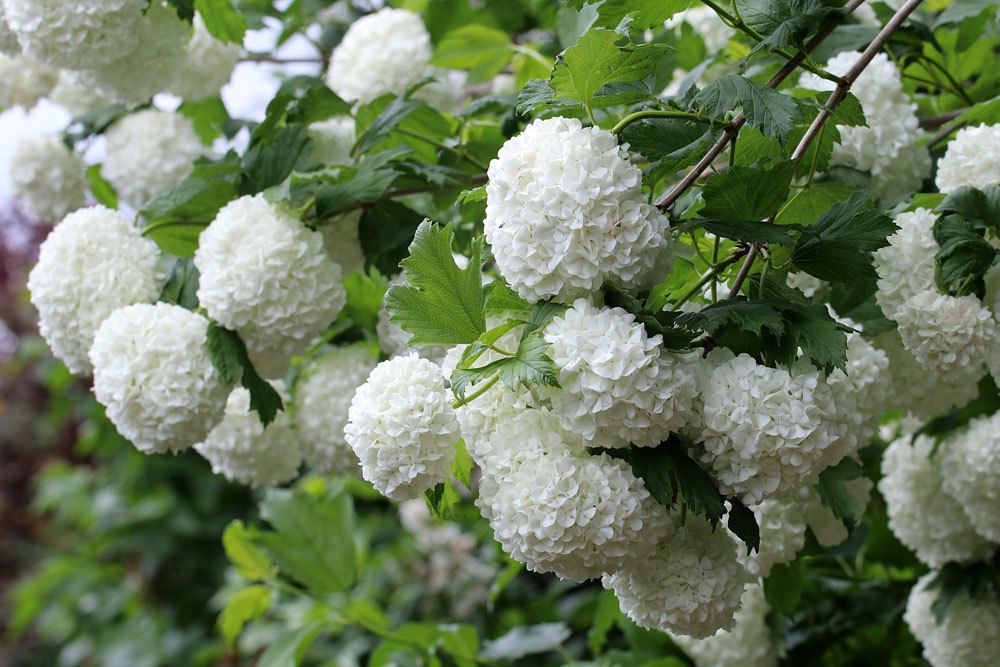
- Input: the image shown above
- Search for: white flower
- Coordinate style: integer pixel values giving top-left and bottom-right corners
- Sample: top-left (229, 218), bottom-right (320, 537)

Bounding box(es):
top-left (873, 208), bottom-right (938, 318)
top-left (27, 206), bottom-right (167, 375)
top-left (0, 52), bottom-right (57, 108)
top-left (939, 413), bottom-right (1000, 543)
top-left (485, 117), bottom-right (672, 302)
top-left (169, 14), bottom-right (240, 101)
top-left (544, 299), bottom-right (699, 447)
top-left (905, 573), bottom-right (1000, 667)
top-left (70, 1), bottom-right (188, 106)
top-left (195, 383), bottom-right (301, 487)
top-left (89, 303), bottom-right (229, 454)
top-left (670, 583), bottom-right (777, 667)
top-left (800, 52), bottom-right (929, 199)
top-left (0, 3), bottom-right (20, 55)
top-left (103, 109), bottom-right (203, 207)
top-left (318, 210), bottom-right (364, 277)
top-left (664, 6), bottom-right (735, 53)
top-left (325, 8), bottom-right (449, 108)
top-left (3, 0), bottom-right (143, 69)
top-left (733, 495), bottom-right (806, 578)
top-left (894, 290), bottom-right (997, 375)
top-left (309, 116), bottom-right (355, 166)
top-left (10, 135), bottom-right (86, 222)
top-left (195, 195), bottom-right (346, 378)
top-left (695, 350), bottom-right (841, 504)
top-left (345, 355), bottom-right (460, 499)
top-left (824, 327), bottom-right (892, 457)
top-left (477, 409), bottom-right (670, 582)
top-left (785, 271), bottom-right (825, 298)
top-left (292, 344), bottom-right (377, 476)
top-left (603, 515), bottom-right (750, 639)
top-left (935, 124), bottom-right (1000, 193)
top-left (47, 69), bottom-right (107, 114)
top-left (799, 476), bottom-right (873, 547)
top-left (879, 433), bottom-right (994, 567)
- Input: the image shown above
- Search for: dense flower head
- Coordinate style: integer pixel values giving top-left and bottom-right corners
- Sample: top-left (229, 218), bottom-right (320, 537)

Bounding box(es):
top-left (292, 344), bottom-right (377, 476)
top-left (169, 14), bottom-right (241, 101)
top-left (873, 208), bottom-right (938, 319)
top-left (345, 355), bottom-right (460, 499)
top-left (800, 476), bottom-right (873, 547)
top-left (194, 383), bottom-right (301, 487)
top-left (695, 350), bottom-right (842, 504)
top-left (939, 413), bottom-right (1000, 542)
top-left (935, 123), bottom-right (1000, 193)
top-left (103, 109), bottom-right (203, 207)
top-left (824, 327), bottom-right (892, 457)
top-left (544, 299), bottom-right (700, 448)
top-left (894, 290), bottom-right (997, 375)
top-left (48, 69), bottom-right (107, 114)
top-left (27, 206), bottom-right (167, 375)
top-left (670, 583), bottom-right (777, 667)
top-left (800, 52), bottom-right (929, 199)
top-left (309, 116), bottom-right (356, 166)
top-left (0, 52), bottom-right (56, 108)
top-left (3, 0), bottom-right (144, 69)
top-left (734, 495), bottom-right (807, 578)
top-left (10, 135), bottom-right (86, 222)
top-left (905, 573), bottom-right (1000, 667)
top-left (319, 210), bottom-right (365, 277)
top-left (485, 117), bottom-right (672, 302)
top-left (195, 195), bottom-right (346, 378)
top-left (89, 303), bottom-right (229, 454)
top-left (477, 409), bottom-right (670, 582)
top-left (603, 515), bottom-right (750, 638)
top-left (879, 433), bottom-right (994, 567)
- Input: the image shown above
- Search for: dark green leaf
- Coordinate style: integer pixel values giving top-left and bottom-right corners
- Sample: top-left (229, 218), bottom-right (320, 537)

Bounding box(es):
top-left (937, 185), bottom-right (1000, 231)
top-left (934, 216), bottom-right (996, 291)
top-left (358, 200), bottom-right (424, 277)
top-left (813, 457), bottom-right (867, 529)
top-left (768, 301), bottom-right (849, 373)
top-left (451, 330), bottom-right (559, 398)
top-left (626, 441), bottom-right (727, 525)
top-left (485, 279), bottom-right (532, 318)
top-left (159, 258), bottom-right (200, 310)
top-left (241, 125), bottom-right (312, 194)
top-left (700, 161), bottom-right (797, 221)
top-left (691, 75), bottom-right (803, 145)
top-left (619, 118), bottom-right (716, 163)
top-left (675, 298), bottom-right (786, 337)
top-left (603, 286), bottom-right (699, 350)
top-left (593, 0), bottom-right (691, 28)
top-left (764, 560), bottom-right (803, 617)
top-left (354, 96), bottom-right (422, 156)
top-left (727, 499), bottom-right (761, 554)
top-left (205, 324), bottom-right (285, 425)
top-left (735, 0), bottom-right (839, 53)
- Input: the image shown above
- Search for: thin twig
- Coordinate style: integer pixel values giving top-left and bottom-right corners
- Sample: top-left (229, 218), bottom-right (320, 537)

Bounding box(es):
top-left (928, 119), bottom-right (966, 148)
top-left (241, 53), bottom-right (324, 64)
top-left (918, 109), bottom-right (965, 130)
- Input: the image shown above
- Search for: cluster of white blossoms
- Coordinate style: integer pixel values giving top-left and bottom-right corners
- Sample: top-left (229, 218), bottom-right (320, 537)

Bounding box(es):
top-left (876, 330), bottom-right (979, 419)
top-left (893, 290), bottom-right (997, 375)
top-left (800, 51), bottom-right (929, 199)
top-left (935, 123), bottom-right (1000, 193)
top-left (194, 383), bottom-right (302, 488)
top-left (734, 495), bottom-right (807, 578)
top-left (102, 109), bottom-right (204, 207)
top-left (484, 117), bottom-right (672, 302)
top-left (543, 299), bottom-right (700, 448)
top-left (195, 195), bottom-right (346, 379)
top-left (169, 14), bottom-right (241, 102)
top-left (10, 135), bottom-right (86, 222)
top-left (873, 208), bottom-right (939, 318)
top-left (309, 116), bottom-right (356, 166)
top-left (292, 344), bottom-right (377, 476)
top-left (0, 51), bottom-right (56, 108)
top-left (670, 584), bottom-right (776, 667)
top-left (905, 574), bottom-right (1000, 667)
top-left (939, 413), bottom-right (1000, 543)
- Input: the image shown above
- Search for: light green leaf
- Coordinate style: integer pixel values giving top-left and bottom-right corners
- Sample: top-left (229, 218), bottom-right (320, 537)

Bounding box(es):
top-left (480, 623), bottom-right (572, 661)
top-left (86, 164), bottom-right (117, 208)
top-left (257, 622), bottom-right (324, 667)
top-left (343, 268), bottom-right (388, 331)
top-left (222, 520), bottom-right (272, 581)
top-left (220, 585), bottom-right (270, 646)
top-left (433, 24), bottom-right (514, 83)
top-left (594, 0), bottom-right (692, 29)
top-left (194, 0), bottom-right (247, 44)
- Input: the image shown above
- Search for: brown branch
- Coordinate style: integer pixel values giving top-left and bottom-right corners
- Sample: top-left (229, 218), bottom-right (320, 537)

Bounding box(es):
top-left (928, 119), bottom-right (966, 148)
top-left (919, 109), bottom-right (964, 130)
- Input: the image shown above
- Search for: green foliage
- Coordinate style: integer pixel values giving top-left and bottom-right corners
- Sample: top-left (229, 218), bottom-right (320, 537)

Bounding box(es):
top-left (765, 560), bottom-right (804, 617)
top-left (195, 0), bottom-right (248, 43)
top-left (690, 75), bottom-right (803, 144)
top-left (814, 457), bottom-right (868, 529)
top-left (700, 161), bottom-right (797, 221)
top-left (479, 623), bottom-right (573, 660)
top-left (623, 440), bottom-right (727, 525)
top-left (593, 0), bottom-right (691, 29)
top-left (158, 257), bottom-right (200, 310)
top-left (85, 164), bottom-right (118, 208)
top-left (220, 585), bottom-right (271, 645)
top-left (205, 323), bottom-right (284, 425)
top-left (736, 0), bottom-right (840, 54)
top-left (433, 24), bottom-right (515, 82)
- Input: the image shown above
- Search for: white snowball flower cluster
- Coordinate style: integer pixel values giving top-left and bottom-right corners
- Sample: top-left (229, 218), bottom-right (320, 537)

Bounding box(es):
top-left (894, 291), bottom-right (997, 375)
top-left (696, 350), bottom-right (842, 504)
top-left (0, 52), bottom-right (56, 108)
top-left (345, 355), bottom-right (460, 499)
top-left (292, 344), bottom-right (377, 476)
top-left (603, 515), bottom-right (750, 638)
top-left (325, 8), bottom-right (451, 108)
top-left (3, 0), bottom-right (144, 70)
top-left (670, 583), bottom-right (777, 667)
top-left (48, 70), bottom-right (107, 114)
top-left (169, 14), bottom-right (241, 101)
top-left (543, 299), bottom-right (699, 448)
top-left (27, 206), bottom-right (167, 375)
top-left (800, 476), bottom-right (873, 547)
top-left (0, 3), bottom-right (20, 54)
top-left (873, 208), bottom-right (938, 318)
top-left (89, 303), bottom-right (229, 454)
top-left (879, 433), bottom-right (994, 567)
top-left (939, 413), bottom-right (1000, 543)
top-left (195, 195), bottom-right (346, 378)
top-left (935, 123), bottom-right (1000, 193)
top-left (10, 135), bottom-right (86, 222)
top-left (477, 409), bottom-right (670, 582)
top-left (309, 116), bottom-right (356, 166)
top-left (825, 328), bottom-right (892, 455)
top-left (800, 52), bottom-right (929, 199)
top-left (876, 331), bottom-right (980, 419)
top-left (734, 495), bottom-right (807, 578)
top-left (195, 383), bottom-right (301, 487)
top-left (319, 210), bottom-right (365, 276)
top-left (905, 573), bottom-right (1000, 667)
top-left (485, 117), bottom-right (672, 302)
top-left (664, 6), bottom-right (735, 53)
top-left (103, 109), bottom-right (203, 207)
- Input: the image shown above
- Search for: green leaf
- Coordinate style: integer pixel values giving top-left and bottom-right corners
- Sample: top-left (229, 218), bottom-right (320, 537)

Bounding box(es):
top-left (924, 557), bottom-right (1000, 625)
top-left (515, 79), bottom-right (582, 116)
top-left (141, 159), bottom-right (242, 249)
top-left (159, 258), bottom-right (200, 310)
top-left (936, 0), bottom-right (999, 26)
top-left (602, 286), bottom-right (699, 350)
top-left (588, 589), bottom-right (621, 656)
top-left (241, 125), bottom-right (312, 194)
top-left (220, 585), bottom-right (270, 646)
top-left (257, 622), bottom-right (324, 667)
top-left (625, 441), bottom-right (727, 525)
top-left (768, 301), bottom-right (849, 374)
top-left (619, 118), bottom-right (715, 163)
top-left (675, 299), bottom-right (786, 337)
top-left (359, 200), bottom-right (424, 277)
top-left (480, 623), bottom-right (572, 661)
top-left (385, 222), bottom-right (487, 345)
top-left (691, 75), bottom-right (802, 145)
top-left (791, 189), bottom-right (896, 282)
top-left (258, 487), bottom-right (356, 595)
top-left (451, 330), bottom-right (559, 398)
top-left (86, 164), bottom-right (117, 208)
top-left (701, 161), bottom-right (796, 221)
top-left (179, 97), bottom-right (229, 144)
top-left (433, 24), bottom-right (514, 83)
top-left (343, 269), bottom-right (388, 331)
top-left (222, 520), bottom-right (272, 581)
top-left (937, 185), bottom-right (1000, 232)
top-left (285, 85), bottom-right (351, 126)
top-left (764, 560), bottom-right (803, 617)
top-left (205, 324), bottom-right (285, 425)
top-left (813, 456), bottom-right (866, 529)
top-left (485, 279), bottom-right (532, 318)
top-left (593, 0), bottom-right (691, 28)
top-left (696, 218), bottom-right (797, 244)
top-left (775, 182), bottom-right (856, 226)
top-left (313, 149), bottom-right (406, 218)
top-left (727, 499), bottom-right (761, 554)
top-left (550, 28), bottom-right (667, 114)
top-left (933, 216), bottom-right (996, 291)
top-left (63, 104), bottom-right (130, 143)
top-left (735, 0), bottom-right (839, 53)
top-left (194, 0), bottom-right (247, 44)
top-left (424, 480), bottom-right (463, 521)
top-left (354, 96), bottom-right (422, 156)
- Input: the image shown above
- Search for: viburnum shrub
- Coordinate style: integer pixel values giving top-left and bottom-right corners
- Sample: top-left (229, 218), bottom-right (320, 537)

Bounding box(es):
top-left (11, 0), bottom-right (1000, 664)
